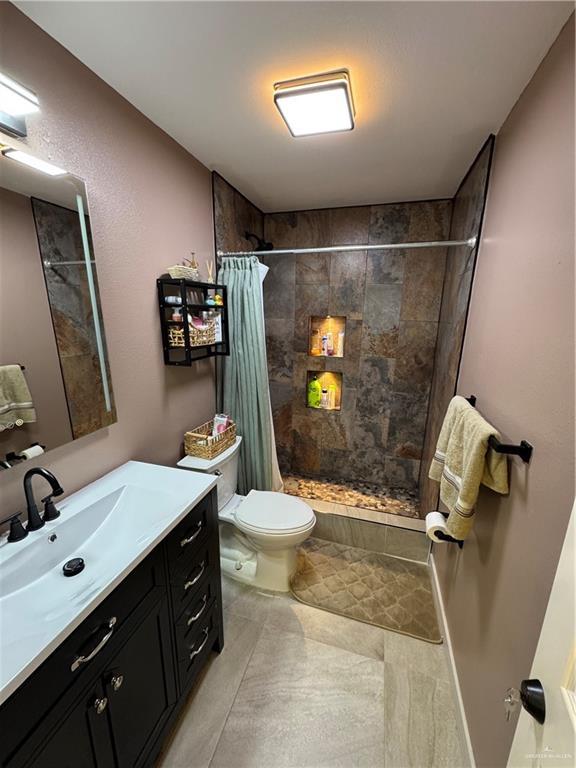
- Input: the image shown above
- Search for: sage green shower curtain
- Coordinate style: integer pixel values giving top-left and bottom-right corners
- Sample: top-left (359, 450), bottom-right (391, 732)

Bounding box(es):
top-left (218, 256), bottom-right (282, 494)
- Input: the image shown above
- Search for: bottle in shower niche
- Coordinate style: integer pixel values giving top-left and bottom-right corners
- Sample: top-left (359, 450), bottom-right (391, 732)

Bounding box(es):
top-left (326, 331), bottom-right (334, 356)
top-left (320, 389), bottom-right (329, 409)
top-left (321, 335), bottom-right (328, 356)
top-left (311, 329), bottom-right (321, 356)
top-left (307, 375), bottom-right (322, 408)
top-left (336, 331), bottom-right (345, 357)
top-left (328, 383), bottom-right (337, 409)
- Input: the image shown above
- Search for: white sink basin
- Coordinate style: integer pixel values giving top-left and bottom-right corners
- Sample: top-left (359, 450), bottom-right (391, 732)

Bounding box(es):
top-left (0, 484), bottom-right (182, 599)
top-left (0, 487), bottom-right (120, 598)
top-left (0, 461), bottom-right (217, 705)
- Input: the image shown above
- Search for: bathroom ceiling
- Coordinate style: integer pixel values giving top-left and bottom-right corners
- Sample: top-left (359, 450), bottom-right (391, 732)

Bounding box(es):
top-left (17, 1), bottom-right (573, 212)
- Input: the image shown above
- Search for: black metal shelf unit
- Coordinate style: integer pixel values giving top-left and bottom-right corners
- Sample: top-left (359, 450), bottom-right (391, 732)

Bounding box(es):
top-left (157, 277), bottom-right (230, 365)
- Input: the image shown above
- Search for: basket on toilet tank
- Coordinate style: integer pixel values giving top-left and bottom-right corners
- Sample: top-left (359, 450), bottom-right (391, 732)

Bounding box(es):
top-left (184, 419), bottom-right (237, 460)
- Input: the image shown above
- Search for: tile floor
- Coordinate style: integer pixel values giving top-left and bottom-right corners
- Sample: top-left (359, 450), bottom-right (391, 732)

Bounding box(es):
top-left (157, 577), bottom-right (468, 768)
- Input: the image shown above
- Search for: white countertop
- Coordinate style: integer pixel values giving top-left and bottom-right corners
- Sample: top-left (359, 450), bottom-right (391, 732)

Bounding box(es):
top-left (0, 461), bottom-right (217, 706)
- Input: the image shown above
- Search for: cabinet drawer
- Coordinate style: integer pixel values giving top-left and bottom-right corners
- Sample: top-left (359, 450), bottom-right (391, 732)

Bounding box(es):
top-left (0, 548), bottom-right (163, 766)
top-left (176, 603), bottom-right (220, 693)
top-left (165, 493), bottom-right (215, 578)
top-left (174, 572), bottom-right (219, 661)
top-left (169, 537), bottom-right (219, 621)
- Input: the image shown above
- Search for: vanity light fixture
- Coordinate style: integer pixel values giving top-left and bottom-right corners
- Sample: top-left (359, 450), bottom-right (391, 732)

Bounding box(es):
top-left (2, 148), bottom-right (66, 176)
top-left (273, 70), bottom-right (355, 137)
top-left (0, 72), bottom-right (39, 137)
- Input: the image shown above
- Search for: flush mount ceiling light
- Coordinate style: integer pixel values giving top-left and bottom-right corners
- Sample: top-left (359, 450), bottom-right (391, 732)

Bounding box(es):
top-left (2, 148), bottom-right (66, 176)
top-left (0, 72), bottom-right (39, 137)
top-left (273, 70), bottom-right (355, 137)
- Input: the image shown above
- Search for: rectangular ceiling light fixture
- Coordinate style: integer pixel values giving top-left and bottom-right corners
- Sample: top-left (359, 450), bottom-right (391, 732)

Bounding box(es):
top-left (274, 70), bottom-right (355, 137)
top-left (0, 72), bottom-right (39, 137)
top-left (2, 149), bottom-right (66, 176)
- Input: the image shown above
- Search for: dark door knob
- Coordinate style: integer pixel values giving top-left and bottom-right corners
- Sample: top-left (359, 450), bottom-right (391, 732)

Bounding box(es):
top-left (520, 679), bottom-right (546, 725)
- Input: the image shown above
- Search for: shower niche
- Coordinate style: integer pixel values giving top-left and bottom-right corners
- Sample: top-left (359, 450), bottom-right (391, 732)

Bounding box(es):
top-left (308, 316), bottom-right (346, 357)
top-left (306, 371), bottom-right (343, 411)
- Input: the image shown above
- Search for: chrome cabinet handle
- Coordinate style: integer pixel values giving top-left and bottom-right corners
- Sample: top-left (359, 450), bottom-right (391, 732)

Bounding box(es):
top-left (71, 617), bottom-right (117, 672)
top-left (94, 697), bottom-right (108, 715)
top-left (189, 628), bottom-right (209, 660)
top-left (180, 522), bottom-right (203, 548)
top-left (184, 561), bottom-right (205, 591)
top-left (187, 595), bottom-right (208, 626)
top-left (110, 674), bottom-right (124, 692)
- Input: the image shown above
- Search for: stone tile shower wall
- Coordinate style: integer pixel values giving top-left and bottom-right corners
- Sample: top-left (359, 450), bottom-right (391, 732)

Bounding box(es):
top-left (213, 146), bottom-right (492, 510)
top-left (419, 137), bottom-right (494, 512)
top-left (262, 201), bottom-right (452, 495)
top-left (213, 172), bottom-right (265, 253)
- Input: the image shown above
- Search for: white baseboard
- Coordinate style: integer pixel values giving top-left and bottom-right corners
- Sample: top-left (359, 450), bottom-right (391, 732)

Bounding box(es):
top-left (430, 552), bottom-right (476, 768)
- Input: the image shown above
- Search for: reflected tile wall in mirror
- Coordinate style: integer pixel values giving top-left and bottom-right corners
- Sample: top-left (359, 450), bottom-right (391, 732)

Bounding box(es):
top-left (0, 149), bottom-right (116, 471)
top-left (32, 198), bottom-right (116, 438)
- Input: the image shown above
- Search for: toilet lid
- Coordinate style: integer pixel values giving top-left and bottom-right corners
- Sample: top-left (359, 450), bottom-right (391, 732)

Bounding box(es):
top-left (234, 491), bottom-right (315, 534)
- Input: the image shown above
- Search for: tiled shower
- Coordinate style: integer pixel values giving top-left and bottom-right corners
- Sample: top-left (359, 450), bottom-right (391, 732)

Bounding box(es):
top-left (213, 136), bottom-right (493, 518)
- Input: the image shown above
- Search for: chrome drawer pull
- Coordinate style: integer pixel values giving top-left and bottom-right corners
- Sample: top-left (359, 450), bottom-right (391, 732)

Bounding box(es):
top-left (184, 561), bottom-right (205, 591)
top-left (94, 697), bottom-right (108, 715)
top-left (110, 673), bottom-right (124, 692)
top-left (71, 617), bottom-right (117, 672)
top-left (189, 628), bottom-right (209, 660)
top-left (180, 522), bottom-right (203, 548)
top-left (187, 595), bottom-right (208, 626)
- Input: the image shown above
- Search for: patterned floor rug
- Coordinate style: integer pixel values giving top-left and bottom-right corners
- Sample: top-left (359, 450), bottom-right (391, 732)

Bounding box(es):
top-left (283, 475), bottom-right (420, 518)
top-left (291, 537), bottom-right (441, 643)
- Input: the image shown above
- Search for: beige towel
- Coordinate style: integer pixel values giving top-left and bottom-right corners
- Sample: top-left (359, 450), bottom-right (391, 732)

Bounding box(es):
top-left (429, 396), bottom-right (509, 540)
top-left (0, 365), bottom-right (36, 431)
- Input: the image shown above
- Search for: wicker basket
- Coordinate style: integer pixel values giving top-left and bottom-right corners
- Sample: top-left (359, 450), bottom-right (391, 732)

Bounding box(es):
top-left (168, 326), bottom-right (185, 347)
top-left (190, 321), bottom-right (216, 347)
top-left (185, 419), bottom-right (237, 460)
top-left (168, 320), bottom-right (216, 348)
top-left (167, 264), bottom-right (201, 280)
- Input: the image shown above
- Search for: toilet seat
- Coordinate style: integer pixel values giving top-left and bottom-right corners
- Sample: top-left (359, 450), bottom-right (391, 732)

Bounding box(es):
top-left (234, 490), bottom-right (315, 536)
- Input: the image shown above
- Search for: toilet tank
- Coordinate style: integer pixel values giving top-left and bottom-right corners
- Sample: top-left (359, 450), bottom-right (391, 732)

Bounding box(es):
top-left (177, 436), bottom-right (242, 511)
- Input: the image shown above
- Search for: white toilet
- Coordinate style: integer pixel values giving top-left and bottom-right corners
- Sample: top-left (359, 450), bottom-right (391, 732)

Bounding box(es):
top-left (177, 436), bottom-right (315, 591)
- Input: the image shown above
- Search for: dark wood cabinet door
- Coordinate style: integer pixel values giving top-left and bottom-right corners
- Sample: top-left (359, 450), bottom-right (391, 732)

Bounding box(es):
top-left (26, 683), bottom-right (114, 768)
top-left (105, 598), bottom-right (177, 767)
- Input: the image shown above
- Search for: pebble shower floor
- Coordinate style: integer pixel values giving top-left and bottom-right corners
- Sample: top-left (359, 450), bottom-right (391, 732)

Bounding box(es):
top-left (283, 475), bottom-right (420, 518)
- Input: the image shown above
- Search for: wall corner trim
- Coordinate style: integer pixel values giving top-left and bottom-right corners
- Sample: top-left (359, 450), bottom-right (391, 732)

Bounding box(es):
top-left (429, 552), bottom-right (476, 768)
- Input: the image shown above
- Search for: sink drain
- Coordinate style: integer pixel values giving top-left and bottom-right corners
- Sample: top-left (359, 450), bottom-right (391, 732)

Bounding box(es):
top-left (63, 557), bottom-right (85, 577)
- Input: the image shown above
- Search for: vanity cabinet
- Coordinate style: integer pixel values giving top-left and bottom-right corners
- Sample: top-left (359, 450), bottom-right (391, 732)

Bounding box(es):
top-left (28, 681), bottom-right (116, 768)
top-left (0, 488), bottom-right (223, 768)
top-left (103, 597), bottom-right (176, 767)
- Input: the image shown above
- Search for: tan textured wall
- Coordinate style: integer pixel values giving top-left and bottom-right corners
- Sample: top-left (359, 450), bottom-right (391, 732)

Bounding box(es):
top-left (435, 17), bottom-right (575, 768)
top-left (0, 4), bottom-right (215, 507)
top-left (0, 187), bottom-right (73, 453)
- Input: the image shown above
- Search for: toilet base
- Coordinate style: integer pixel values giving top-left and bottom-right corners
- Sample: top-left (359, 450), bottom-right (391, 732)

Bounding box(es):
top-left (219, 522), bottom-right (297, 592)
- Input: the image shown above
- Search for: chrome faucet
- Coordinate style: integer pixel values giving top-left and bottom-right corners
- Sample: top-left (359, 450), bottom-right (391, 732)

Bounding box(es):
top-left (23, 467), bottom-right (64, 531)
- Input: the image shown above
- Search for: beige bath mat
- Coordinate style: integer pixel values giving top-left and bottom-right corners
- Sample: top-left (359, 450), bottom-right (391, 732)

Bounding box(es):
top-left (290, 538), bottom-right (442, 643)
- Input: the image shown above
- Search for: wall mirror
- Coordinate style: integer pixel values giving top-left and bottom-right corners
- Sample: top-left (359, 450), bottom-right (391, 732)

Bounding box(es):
top-left (0, 148), bottom-right (116, 471)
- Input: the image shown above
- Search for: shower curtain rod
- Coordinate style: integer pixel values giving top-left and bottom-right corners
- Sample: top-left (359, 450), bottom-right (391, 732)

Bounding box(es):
top-left (217, 237), bottom-right (477, 258)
